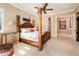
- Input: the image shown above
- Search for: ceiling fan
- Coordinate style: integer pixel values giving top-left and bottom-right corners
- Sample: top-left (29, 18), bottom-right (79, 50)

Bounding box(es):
top-left (35, 3), bottom-right (53, 14)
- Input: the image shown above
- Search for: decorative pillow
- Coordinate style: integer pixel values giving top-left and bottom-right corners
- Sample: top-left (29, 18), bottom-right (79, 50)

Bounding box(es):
top-left (29, 28), bottom-right (34, 32)
top-left (21, 28), bottom-right (30, 33)
top-left (21, 28), bottom-right (37, 33)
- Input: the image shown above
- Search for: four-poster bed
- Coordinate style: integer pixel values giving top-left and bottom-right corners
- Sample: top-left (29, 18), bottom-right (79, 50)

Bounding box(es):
top-left (16, 3), bottom-right (52, 50)
top-left (16, 16), bottom-right (51, 50)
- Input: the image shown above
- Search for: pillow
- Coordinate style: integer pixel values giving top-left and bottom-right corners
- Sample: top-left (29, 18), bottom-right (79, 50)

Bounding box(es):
top-left (29, 28), bottom-right (34, 32)
top-left (21, 28), bottom-right (30, 33)
top-left (21, 28), bottom-right (37, 33)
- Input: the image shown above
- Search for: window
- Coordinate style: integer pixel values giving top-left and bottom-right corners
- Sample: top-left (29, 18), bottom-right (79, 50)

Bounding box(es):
top-left (0, 9), bottom-right (4, 32)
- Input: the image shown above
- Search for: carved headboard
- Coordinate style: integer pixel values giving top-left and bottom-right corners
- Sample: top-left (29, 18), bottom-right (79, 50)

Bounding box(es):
top-left (19, 22), bottom-right (34, 28)
top-left (16, 15), bottom-right (34, 32)
top-left (19, 22), bottom-right (34, 32)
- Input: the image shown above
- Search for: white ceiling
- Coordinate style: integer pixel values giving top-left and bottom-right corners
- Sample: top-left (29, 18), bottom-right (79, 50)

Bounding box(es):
top-left (11, 3), bottom-right (79, 16)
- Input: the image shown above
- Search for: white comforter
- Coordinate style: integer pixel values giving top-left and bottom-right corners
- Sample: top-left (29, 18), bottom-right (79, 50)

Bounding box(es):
top-left (20, 31), bottom-right (38, 42)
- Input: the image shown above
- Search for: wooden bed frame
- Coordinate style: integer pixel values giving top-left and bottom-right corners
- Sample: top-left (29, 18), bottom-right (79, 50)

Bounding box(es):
top-left (16, 8), bottom-right (51, 50)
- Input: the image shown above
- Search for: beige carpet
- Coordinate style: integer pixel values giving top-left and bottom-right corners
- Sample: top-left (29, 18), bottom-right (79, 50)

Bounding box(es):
top-left (13, 37), bottom-right (79, 56)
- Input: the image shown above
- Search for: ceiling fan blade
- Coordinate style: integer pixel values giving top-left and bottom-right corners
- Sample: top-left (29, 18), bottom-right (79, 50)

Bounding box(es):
top-left (46, 9), bottom-right (53, 10)
top-left (43, 10), bottom-right (47, 14)
top-left (34, 7), bottom-right (38, 9)
top-left (43, 3), bottom-right (48, 9)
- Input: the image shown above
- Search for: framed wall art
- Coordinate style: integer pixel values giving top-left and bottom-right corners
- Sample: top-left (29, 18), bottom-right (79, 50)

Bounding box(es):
top-left (59, 20), bottom-right (66, 29)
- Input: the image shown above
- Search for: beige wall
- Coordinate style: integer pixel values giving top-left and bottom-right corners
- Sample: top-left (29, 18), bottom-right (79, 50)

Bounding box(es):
top-left (0, 3), bottom-right (35, 33)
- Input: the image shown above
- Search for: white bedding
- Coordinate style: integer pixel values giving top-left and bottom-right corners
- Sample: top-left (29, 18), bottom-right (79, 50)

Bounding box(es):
top-left (20, 31), bottom-right (38, 42)
top-left (20, 31), bottom-right (46, 42)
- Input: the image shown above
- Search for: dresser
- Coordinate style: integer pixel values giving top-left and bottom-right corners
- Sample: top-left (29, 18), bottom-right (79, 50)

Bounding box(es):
top-left (0, 32), bottom-right (19, 45)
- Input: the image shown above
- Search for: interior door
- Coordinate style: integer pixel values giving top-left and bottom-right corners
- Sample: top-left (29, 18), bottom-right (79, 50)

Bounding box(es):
top-left (76, 12), bottom-right (79, 41)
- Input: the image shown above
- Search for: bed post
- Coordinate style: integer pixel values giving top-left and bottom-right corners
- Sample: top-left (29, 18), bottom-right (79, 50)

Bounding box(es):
top-left (38, 8), bottom-right (43, 50)
top-left (16, 15), bottom-right (20, 32)
top-left (48, 17), bottom-right (51, 39)
top-left (32, 19), bottom-right (35, 27)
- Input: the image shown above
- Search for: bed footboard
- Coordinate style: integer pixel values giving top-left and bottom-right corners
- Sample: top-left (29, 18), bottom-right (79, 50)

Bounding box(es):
top-left (19, 38), bottom-right (38, 47)
top-left (42, 31), bottom-right (50, 44)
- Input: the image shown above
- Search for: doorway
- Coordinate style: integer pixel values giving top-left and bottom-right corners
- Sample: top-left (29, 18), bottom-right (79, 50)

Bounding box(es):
top-left (57, 16), bottom-right (72, 39)
top-left (76, 12), bottom-right (79, 41)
